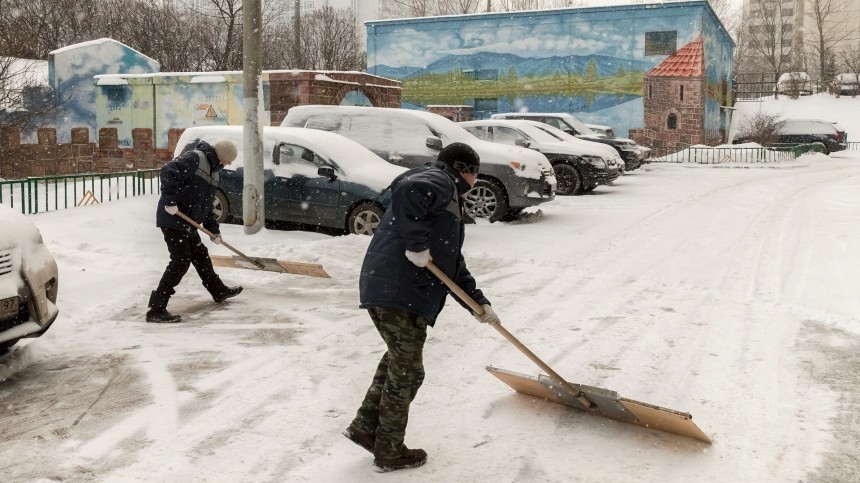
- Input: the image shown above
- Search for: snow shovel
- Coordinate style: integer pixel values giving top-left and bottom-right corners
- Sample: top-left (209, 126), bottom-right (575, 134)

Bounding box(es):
top-left (174, 210), bottom-right (330, 278)
top-left (424, 261), bottom-right (711, 444)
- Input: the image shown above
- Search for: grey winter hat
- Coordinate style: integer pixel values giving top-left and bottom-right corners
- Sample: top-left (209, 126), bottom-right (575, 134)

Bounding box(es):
top-left (438, 142), bottom-right (480, 174)
top-left (214, 140), bottom-right (238, 164)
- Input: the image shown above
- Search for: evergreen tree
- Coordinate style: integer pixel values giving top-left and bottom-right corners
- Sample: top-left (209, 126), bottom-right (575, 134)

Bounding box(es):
top-left (585, 59), bottom-right (599, 80)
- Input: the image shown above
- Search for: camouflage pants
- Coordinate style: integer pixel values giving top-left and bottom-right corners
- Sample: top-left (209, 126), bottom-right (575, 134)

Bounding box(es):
top-left (351, 307), bottom-right (428, 458)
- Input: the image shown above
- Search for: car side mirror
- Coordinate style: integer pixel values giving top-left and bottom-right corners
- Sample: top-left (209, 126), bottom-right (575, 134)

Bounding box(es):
top-left (318, 166), bottom-right (336, 180)
top-left (426, 136), bottom-right (443, 150)
top-left (515, 138), bottom-right (531, 148)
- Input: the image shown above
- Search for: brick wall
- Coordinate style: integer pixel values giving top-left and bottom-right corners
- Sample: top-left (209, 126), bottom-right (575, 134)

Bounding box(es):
top-left (268, 71), bottom-right (401, 125)
top-left (631, 76), bottom-right (709, 157)
top-left (0, 127), bottom-right (172, 180)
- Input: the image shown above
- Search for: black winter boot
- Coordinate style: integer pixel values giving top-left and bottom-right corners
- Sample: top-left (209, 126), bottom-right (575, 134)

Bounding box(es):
top-left (213, 286), bottom-right (243, 303)
top-left (372, 447), bottom-right (428, 473)
top-left (146, 291), bottom-right (182, 323)
top-left (342, 424), bottom-right (375, 454)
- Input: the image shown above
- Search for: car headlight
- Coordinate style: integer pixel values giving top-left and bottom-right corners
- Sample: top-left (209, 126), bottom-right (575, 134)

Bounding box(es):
top-left (619, 143), bottom-right (637, 151)
top-left (585, 155), bottom-right (606, 168)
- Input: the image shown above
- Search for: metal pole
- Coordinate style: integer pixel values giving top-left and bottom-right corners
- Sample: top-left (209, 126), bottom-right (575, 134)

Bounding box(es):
top-left (243, 0), bottom-right (265, 234)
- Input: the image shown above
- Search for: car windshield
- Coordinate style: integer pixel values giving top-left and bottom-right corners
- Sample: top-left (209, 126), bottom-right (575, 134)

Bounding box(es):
top-left (511, 123), bottom-right (568, 143)
top-left (564, 115), bottom-right (598, 136)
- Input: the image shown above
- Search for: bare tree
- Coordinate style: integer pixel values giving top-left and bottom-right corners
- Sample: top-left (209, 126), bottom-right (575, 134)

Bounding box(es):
top-left (804, 0), bottom-right (852, 86)
top-left (0, 56), bottom-right (62, 136)
top-left (284, 7), bottom-right (366, 71)
top-left (738, 0), bottom-right (793, 97)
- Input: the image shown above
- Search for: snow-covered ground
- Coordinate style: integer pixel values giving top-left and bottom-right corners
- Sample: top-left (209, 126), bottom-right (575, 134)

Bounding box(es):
top-left (2, 95), bottom-right (859, 482)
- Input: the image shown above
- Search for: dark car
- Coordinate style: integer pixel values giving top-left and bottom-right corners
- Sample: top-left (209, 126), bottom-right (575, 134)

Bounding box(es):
top-left (460, 119), bottom-right (620, 195)
top-left (175, 126), bottom-right (407, 235)
top-left (0, 204), bottom-right (59, 354)
top-left (491, 112), bottom-right (649, 171)
top-left (733, 119), bottom-right (848, 155)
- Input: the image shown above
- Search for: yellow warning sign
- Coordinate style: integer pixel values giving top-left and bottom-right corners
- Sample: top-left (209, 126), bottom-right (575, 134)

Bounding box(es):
top-left (206, 106), bottom-right (217, 118)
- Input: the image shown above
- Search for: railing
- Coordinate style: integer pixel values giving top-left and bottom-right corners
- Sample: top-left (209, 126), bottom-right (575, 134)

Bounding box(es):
top-left (0, 169), bottom-right (161, 215)
top-left (651, 144), bottom-right (825, 164)
top-left (846, 141), bottom-right (860, 151)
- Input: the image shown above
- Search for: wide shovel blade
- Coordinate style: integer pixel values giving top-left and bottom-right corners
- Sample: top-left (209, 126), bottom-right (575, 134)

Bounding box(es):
top-left (175, 210), bottom-right (329, 278)
top-left (424, 261), bottom-right (711, 444)
top-left (210, 255), bottom-right (330, 278)
top-left (487, 366), bottom-right (712, 443)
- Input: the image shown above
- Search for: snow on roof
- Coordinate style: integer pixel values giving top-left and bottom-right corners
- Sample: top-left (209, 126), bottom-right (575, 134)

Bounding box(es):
top-left (366, 0), bottom-right (711, 24)
top-left (48, 38), bottom-right (157, 64)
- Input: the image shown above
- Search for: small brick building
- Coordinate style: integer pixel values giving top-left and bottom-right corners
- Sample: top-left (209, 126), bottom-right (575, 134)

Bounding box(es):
top-left (630, 36), bottom-right (727, 155)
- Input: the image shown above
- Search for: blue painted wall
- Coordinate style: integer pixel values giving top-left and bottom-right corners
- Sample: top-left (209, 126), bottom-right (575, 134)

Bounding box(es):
top-left (49, 38), bottom-right (160, 141)
top-left (366, 1), bottom-right (734, 138)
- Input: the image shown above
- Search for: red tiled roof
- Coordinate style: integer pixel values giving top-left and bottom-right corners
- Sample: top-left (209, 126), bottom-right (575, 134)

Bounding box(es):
top-left (646, 35), bottom-right (704, 77)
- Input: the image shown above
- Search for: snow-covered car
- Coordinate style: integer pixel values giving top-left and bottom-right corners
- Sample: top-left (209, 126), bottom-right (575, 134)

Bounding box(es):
top-left (491, 112), bottom-right (648, 171)
top-left (460, 119), bottom-right (620, 195)
top-left (585, 123), bottom-right (616, 138)
top-left (832, 73), bottom-right (859, 97)
top-left (174, 126), bottom-right (408, 235)
top-left (776, 72), bottom-right (813, 96)
top-left (732, 118), bottom-right (847, 155)
top-left (281, 105), bottom-right (557, 223)
top-left (0, 204), bottom-right (59, 353)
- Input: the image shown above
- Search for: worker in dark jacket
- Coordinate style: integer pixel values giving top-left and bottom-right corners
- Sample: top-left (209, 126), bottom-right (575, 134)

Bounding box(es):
top-left (343, 142), bottom-right (501, 473)
top-left (146, 139), bottom-right (243, 323)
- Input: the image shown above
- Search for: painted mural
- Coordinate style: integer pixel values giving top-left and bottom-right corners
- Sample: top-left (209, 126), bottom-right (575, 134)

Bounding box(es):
top-left (49, 38), bottom-right (160, 141)
top-left (95, 73), bottom-right (269, 148)
top-left (367, 1), bottom-right (734, 138)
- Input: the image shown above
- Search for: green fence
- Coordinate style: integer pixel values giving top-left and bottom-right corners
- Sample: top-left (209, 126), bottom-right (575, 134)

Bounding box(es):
top-left (652, 144), bottom-right (825, 164)
top-left (0, 169), bottom-right (162, 215)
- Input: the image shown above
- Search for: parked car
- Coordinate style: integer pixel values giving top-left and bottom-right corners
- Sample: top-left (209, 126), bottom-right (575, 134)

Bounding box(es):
top-left (0, 204), bottom-right (59, 354)
top-left (832, 73), bottom-right (859, 97)
top-left (585, 123), bottom-right (616, 138)
top-left (776, 72), bottom-right (813, 96)
top-left (523, 120), bottom-right (630, 173)
top-left (460, 119), bottom-right (620, 195)
top-left (282, 105), bottom-right (557, 222)
top-left (732, 118), bottom-right (848, 154)
top-left (491, 112), bottom-right (648, 171)
top-left (174, 126), bottom-right (408, 235)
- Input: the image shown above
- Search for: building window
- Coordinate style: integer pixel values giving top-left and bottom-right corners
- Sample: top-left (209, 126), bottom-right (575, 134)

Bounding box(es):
top-left (106, 86), bottom-right (126, 103)
top-left (680, 84), bottom-right (684, 101)
top-left (645, 31), bottom-right (677, 56)
top-left (667, 113), bottom-right (677, 129)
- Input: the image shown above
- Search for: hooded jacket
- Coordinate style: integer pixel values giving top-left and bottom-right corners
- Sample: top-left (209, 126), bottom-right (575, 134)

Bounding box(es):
top-left (359, 161), bottom-right (489, 325)
top-left (156, 140), bottom-right (223, 234)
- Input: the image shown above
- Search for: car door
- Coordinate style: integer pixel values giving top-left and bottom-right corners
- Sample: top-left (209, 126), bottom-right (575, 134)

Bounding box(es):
top-left (270, 142), bottom-right (343, 226)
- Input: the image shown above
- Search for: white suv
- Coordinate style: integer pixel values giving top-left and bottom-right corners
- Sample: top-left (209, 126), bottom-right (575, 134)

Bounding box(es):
top-left (0, 204), bottom-right (59, 353)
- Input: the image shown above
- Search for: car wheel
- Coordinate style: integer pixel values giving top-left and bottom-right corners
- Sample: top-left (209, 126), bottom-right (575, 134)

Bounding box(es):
top-left (552, 162), bottom-right (583, 196)
top-left (348, 202), bottom-right (384, 235)
top-left (0, 339), bottom-right (18, 355)
top-left (463, 178), bottom-right (509, 223)
top-left (213, 190), bottom-right (232, 223)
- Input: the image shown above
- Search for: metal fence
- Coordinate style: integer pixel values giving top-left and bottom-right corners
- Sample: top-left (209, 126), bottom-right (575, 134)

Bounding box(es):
top-left (651, 144), bottom-right (825, 164)
top-left (734, 72), bottom-right (779, 101)
top-left (0, 169), bottom-right (161, 215)
top-left (847, 142), bottom-right (860, 151)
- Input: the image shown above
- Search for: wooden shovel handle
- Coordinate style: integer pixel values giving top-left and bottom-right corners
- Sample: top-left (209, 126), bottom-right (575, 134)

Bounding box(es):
top-left (425, 261), bottom-right (595, 409)
top-left (174, 210), bottom-right (265, 269)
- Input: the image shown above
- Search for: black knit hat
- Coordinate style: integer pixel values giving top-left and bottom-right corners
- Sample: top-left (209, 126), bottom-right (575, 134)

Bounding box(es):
top-left (438, 142), bottom-right (480, 174)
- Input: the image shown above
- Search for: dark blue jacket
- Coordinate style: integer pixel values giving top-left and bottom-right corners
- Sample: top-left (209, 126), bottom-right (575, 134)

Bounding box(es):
top-left (359, 161), bottom-right (490, 326)
top-left (156, 141), bottom-right (223, 234)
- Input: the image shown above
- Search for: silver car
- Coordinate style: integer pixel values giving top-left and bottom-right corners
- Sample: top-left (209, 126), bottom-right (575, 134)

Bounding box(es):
top-left (0, 204), bottom-right (59, 353)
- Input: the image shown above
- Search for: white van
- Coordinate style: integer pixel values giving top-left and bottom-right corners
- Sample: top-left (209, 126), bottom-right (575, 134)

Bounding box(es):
top-left (281, 105), bottom-right (557, 222)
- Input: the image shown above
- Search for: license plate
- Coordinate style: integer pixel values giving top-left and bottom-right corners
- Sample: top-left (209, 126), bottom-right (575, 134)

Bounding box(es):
top-left (0, 297), bottom-right (18, 319)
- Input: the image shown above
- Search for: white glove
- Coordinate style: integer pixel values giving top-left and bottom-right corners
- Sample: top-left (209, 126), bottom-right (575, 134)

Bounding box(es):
top-left (210, 235), bottom-right (222, 245)
top-left (405, 249), bottom-right (431, 267)
top-left (164, 205), bottom-right (179, 215)
top-left (474, 304), bottom-right (500, 325)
